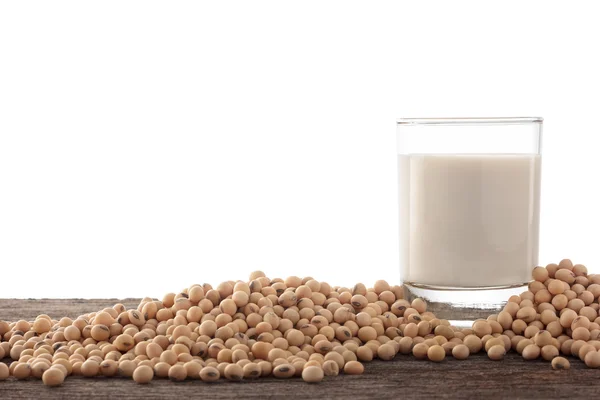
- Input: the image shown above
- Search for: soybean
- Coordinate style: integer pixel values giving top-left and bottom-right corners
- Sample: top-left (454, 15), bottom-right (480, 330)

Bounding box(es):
top-left (343, 361), bottom-right (364, 375)
top-left (302, 366), bottom-right (324, 383)
top-left (199, 366), bottom-right (220, 382)
top-left (133, 365), bottom-right (154, 384)
top-left (427, 345), bottom-right (445, 362)
top-left (551, 356), bottom-right (570, 370)
top-left (487, 345), bottom-right (505, 361)
top-left (42, 368), bottom-right (65, 387)
top-left (4, 260), bottom-right (600, 388)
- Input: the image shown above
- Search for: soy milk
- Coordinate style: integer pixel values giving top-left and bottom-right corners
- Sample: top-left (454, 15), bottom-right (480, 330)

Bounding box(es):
top-left (398, 154), bottom-right (541, 287)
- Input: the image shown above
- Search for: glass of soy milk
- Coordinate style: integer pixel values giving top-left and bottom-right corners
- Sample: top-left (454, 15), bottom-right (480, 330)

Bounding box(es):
top-left (397, 117), bottom-right (542, 324)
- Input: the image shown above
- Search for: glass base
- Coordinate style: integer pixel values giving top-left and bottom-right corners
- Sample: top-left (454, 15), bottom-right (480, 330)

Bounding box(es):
top-left (403, 282), bottom-right (530, 328)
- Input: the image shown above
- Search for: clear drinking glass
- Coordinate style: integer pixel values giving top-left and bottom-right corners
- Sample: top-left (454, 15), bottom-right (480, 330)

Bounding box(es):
top-left (397, 117), bottom-right (542, 325)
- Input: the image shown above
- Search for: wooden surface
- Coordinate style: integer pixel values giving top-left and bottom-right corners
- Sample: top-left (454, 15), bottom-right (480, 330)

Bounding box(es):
top-left (0, 299), bottom-right (594, 399)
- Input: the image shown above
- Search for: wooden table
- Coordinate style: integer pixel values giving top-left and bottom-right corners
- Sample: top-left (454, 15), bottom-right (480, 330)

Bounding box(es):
top-left (0, 299), bottom-right (594, 399)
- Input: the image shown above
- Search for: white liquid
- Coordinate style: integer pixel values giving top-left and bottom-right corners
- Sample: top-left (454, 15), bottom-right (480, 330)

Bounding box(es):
top-left (398, 154), bottom-right (541, 287)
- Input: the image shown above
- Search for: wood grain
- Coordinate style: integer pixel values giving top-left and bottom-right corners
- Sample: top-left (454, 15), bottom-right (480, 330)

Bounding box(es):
top-left (0, 299), bottom-right (592, 399)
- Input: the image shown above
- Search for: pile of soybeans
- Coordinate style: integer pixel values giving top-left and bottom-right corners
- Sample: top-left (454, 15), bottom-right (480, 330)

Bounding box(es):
top-left (0, 259), bottom-right (597, 387)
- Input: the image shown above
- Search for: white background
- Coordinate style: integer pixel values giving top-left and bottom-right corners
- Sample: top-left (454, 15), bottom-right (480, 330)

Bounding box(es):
top-left (1, 1), bottom-right (599, 298)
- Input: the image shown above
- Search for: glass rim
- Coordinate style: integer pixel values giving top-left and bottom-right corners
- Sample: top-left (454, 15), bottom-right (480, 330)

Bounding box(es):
top-left (396, 117), bottom-right (543, 126)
